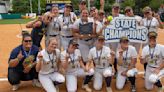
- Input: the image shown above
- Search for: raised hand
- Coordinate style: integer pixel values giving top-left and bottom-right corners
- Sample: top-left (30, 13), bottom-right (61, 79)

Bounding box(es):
top-left (17, 50), bottom-right (24, 61)
top-left (37, 52), bottom-right (43, 61)
top-left (118, 47), bottom-right (124, 56)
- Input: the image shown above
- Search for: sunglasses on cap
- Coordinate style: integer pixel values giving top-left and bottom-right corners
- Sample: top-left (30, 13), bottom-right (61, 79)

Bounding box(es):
top-left (24, 40), bottom-right (32, 43)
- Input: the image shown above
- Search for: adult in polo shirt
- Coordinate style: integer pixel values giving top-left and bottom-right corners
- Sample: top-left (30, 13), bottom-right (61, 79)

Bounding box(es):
top-left (8, 33), bottom-right (41, 91)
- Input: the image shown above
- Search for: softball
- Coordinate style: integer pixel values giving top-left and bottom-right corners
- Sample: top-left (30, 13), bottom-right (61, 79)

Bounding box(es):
top-left (107, 16), bottom-right (113, 21)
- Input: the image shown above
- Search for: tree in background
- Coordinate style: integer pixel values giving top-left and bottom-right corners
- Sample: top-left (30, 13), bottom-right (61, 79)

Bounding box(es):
top-left (12, 0), bottom-right (29, 13)
top-left (12, 0), bottom-right (46, 14)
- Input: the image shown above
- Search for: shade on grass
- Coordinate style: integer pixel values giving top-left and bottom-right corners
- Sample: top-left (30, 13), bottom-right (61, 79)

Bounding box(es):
top-left (0, 19), bottom-right (34, 24)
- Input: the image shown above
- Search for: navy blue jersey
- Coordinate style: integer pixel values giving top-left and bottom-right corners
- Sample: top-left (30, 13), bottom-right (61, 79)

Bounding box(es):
top-left (8, 45), bottom-right (39, 72)
top-left (31, 21), bottom-right (46, 47)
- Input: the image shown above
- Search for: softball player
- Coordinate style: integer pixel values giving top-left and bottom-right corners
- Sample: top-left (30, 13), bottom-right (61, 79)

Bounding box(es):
top-left (142, 6), bottom-right (163, 33)
top-left (60, 4), bottom-right (77, 50)
top-left (72, 9), bottom-right (102, 62)
top-left (140, 31), bottom-right (164, 92)
top-left (116, 36), bottom-right (138, 92)
top-left (45, 5), bottom-right (62, 48)
top-left (88, 35), bottom-right (114, 92)
top-left (141, 6), bottom-right (163, 76)
top-left (60, 39), bottom-right (94, 92)
top-left (36, 37), bottom-right (65, 92)
top-left (107, 3), bottom-right (125, 77)
top-left (124, 6), bottom-right (142, 53)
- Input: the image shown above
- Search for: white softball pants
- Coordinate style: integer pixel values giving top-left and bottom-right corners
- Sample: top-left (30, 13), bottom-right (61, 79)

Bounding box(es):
top-left (39, 72), bottom-right (65, 92)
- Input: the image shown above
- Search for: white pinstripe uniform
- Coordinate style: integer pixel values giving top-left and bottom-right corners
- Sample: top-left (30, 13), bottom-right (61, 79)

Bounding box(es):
top-left (45, 16), bottom-right (63, 48)
top-left (142, 17), bottom-right (160, 47)
top-left (116, 45), bottom-right (138, 89)
top-left (60, 12), bottom-right (77, 50)
top-left (88, 46), bottom-right (112, 90)
top-left (60, 49), bottom-right (93, 92)
top-left (73, 18), bottom-right (102, 62)
top-left (37, 49), bottom-right (65, 92)
top-left (141, 44), bottom-right (164, 90)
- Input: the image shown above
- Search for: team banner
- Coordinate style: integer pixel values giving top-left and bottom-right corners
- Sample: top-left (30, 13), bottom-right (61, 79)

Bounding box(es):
top-left (104, 17), bottom-right (148, 43)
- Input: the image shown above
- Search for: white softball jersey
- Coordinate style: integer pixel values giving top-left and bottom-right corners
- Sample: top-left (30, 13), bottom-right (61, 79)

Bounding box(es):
top-left (142, 17), bottom-right (159, 32)
top-left (116, 45), bottom-right (138, 68)
top-left (141, 44), bottom-right (164, 68)
top-left (88, 46), bottom-right (111, 69)
top-left (37, 49), bottom-right (60, 74)
top-left (60, 49), bottom-right (82, 73)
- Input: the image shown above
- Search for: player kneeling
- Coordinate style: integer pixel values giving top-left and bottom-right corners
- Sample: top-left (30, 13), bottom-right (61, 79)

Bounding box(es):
top-left (88, 35), bottom-right (114, 92)
top-left (116, 36), bottom-right (138, 92)
top-left (60, 39), bottom-right (94, 92)
top-left (140, 31), bottom-right (164, 92)
top-left (36, 38), bottom-right (65, 92)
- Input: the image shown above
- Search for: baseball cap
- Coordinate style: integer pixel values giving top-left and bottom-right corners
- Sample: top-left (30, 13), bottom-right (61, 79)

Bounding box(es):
top-left (125, 6), bottom-right (132, 12)
top-left (69, 39), bottom-right (79, 46)
top-left (120, 36), bottom-right (129, 42)
top-left (98, 35), bottom-right (105, 40)
top-left (65, 4), bottom-right (72, 9)
top-left (79, 0), bottom-right (86, 4)
top-left (112, 3), bottom-right (120, 9)
top-left (148, 31), bottom-right (157, 38)
top-left (142, 6), bottom-right (151, 13)
top-left (90, 7), bottom-right (96, 11)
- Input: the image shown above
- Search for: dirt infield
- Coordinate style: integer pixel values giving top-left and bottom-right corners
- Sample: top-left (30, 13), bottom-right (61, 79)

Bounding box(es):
top-left (0, 24), bottom-right (163, 92)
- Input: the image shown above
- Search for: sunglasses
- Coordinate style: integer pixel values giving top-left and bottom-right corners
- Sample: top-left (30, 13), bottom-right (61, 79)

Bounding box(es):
top-left (24, 40), bottom-right (32, 43)
top-left (113, 7), bottom-right (119, 9)
top-left (145, 12), bottom-right (150, 14)
top-left (125, 9), bottom-right (131, 13)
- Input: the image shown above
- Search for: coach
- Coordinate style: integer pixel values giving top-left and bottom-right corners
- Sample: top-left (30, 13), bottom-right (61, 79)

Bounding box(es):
top-left (8, 33), bottom-right (41, 91)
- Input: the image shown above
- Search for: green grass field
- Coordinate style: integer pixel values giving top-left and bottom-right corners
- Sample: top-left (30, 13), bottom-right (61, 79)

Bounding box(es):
top-left (0, 19), bottom-right (34, 24)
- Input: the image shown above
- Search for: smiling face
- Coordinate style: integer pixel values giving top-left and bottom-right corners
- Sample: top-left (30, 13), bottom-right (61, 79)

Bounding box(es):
top-left (81, 9), bottom-right (89, 21)
top-left (51, 6), bottom-right (59, 16)
top-left (125, 9), bottom-right (134, 17)
top-left (79, 2), bottom-right (86, 11)
top-left (47, 38), bottom-right (58, 52)
top-left (120, 40), bottom-right (129, 49)
top-left (96, 39), bottom-right (105, 49)
top-left (22, 36), bottom-right (32, 50)
top-left (149, 37), bottom-right (156, 47)
top-left (112, 7), bottom-right (120, 16)
top-left (68, 44), bottom-right (77, 53)
top-left (64, 6), bottom-right (71, 15)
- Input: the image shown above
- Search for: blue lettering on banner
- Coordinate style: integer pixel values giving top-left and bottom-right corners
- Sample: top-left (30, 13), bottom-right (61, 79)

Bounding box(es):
top-left (104, 17), bottom-right (148, 43)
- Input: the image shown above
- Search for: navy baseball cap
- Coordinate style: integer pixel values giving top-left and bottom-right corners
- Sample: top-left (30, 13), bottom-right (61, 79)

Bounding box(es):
top-left (148, 31), bottom-right (157, 38)
top-left (69, 39), bottom-right (79, 46)
top-left (120, 36), bottom-right (129, 42)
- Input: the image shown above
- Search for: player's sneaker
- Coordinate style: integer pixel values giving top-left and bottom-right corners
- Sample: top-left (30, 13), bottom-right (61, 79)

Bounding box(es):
top-left (12, 84), bottom-right (19, 91)
top-left (131, 85), bottom-right (136, 92)
top-left (82, 84), bottom-right (92, 92)
top-left (106, 87), bottom-right (113, 92)
top-left (32, 79), bottom-right (42, 88)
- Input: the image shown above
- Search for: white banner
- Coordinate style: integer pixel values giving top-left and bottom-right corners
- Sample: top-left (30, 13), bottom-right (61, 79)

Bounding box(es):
top-left (104, 17), bottom-right (148, 43)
